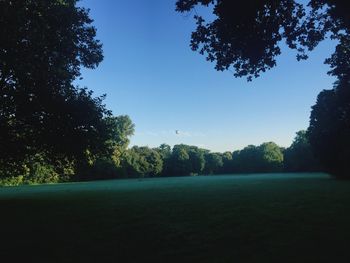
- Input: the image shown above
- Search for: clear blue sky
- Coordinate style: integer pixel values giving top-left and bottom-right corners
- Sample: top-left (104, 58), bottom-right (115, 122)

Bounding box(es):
top-left (78, 0), bottom-right (336, 152)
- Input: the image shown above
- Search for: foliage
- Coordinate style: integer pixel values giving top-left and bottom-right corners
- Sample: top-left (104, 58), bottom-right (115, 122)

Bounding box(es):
top-left (231, 142), bottom-right (283, 173)
top-left (86, 158), bottom-right (121, 180)
top-left (1, 138), bottom-right (326, 184)
top-left (0, 154), bottom-right (73, 186)
top-left (307, 32), bottom-right (350, 178)
top-left (104, 115), bottom-right (135, 166)
top-left (259, 142), bottom-right (284, 172)
top-left (167, 145), bottom-right (191, 176)
top-left (167, 144), bottom-right (207, 176)
top-left (232, 145), bottom-right (260, 173)
top-left (0, 176), bottom-right (26, 187)
top-left (122, 146), bottom-right (163, 178)
top-left (155, 144), bottom-right (172, 159)
top-left (76, 115), bottom-right (135, 180)
top-left (284, 130), bottom-right (321, 172)
top-left (221, 151), bottom-right (233, 173)
top-left (308, 81), bottom-right (350, 178)
top-left (116, 140), bottom-right (322, 178)
top-left (175, 0), bottom-right (349, 81)
top-left (176, 0), bottom-right (307, 80)
top-left (188, 147), bottom-right (206, 175)
top-left (204, 153), bottom-right (223, 174)
top-left (0, 0), bottom-right (108, 177)
top-left (154, 144), bottom-right (172, 175)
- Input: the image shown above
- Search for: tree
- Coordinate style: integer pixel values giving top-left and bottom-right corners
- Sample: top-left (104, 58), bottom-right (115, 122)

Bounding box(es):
top-left (231, 143), bottom-right (283, 173)
top-left (307, 32), bottom-right (350, 178)
top-left (104, 115), bottom-right (135, 166)
top-left (123, 146), bottom-right (163, 178)
top-left (221, 151), bottom-right (233, 174)
top-left (204, 153), bottom-right (223, 174)
top-left (167, 144), bottom-right (207, 176)
top-left (154, 144), bottom-right (172, 175)
top-left (82, 115), bottom-right (135, 180)
top-left (155, 144), bottom-right (172, 159)
top-left (169, 145), bottom-right (192, 176)
top-left (259, 142), bottom-right (284, 172)
top-left (284, 130), bottom-right (321, 172)
top-left (307, 82), bottom-right (350, 178)
top-left (176, 0), bottom-right (349, 81)
top-left (188, 146), bottom-right (206, 175)
top-left (0, 0), bottom-right (106, 176)
top-left (176, 0), bottom-right (308, 80)
top-left (232, 145), bottom-right (261, 173)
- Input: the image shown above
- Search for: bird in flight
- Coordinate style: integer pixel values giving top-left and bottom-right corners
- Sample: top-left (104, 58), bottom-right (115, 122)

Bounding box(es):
top-left (175, 130), bottom-right (180, 135)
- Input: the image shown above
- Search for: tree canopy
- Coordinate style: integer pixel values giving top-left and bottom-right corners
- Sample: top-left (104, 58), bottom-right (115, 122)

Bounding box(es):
top-left (176, 0), bottom-right (350, 81)
top-left (284, 130), bottom-right (321, 172)
top-left (307, 83), bottom-right (350, 177)
top-left (0, 0), bottom-right (109, 174)
top-left (122, 146), bottom-right (163, 178)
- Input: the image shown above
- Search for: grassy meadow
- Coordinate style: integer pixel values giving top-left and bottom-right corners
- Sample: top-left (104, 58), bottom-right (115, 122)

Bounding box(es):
top-left (1, 173), bottom-right (350, 262)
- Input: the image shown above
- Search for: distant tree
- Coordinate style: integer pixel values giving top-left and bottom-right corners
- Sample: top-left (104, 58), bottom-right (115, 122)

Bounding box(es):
top-left (221, 151), bottom-right (233, 174)
top-left (233, 145), bottom-right (261, 173)
top-left (154, 144), bottom-right (172, 175)
top-left (259, 142), bottom-right (284, 172)
top-left (284, 130), bottom-right (322, 172)
top-left (204, 153), bottom-right (223, 174)
top-left (155, 144), bottom-right (172, 159)
top-left (231, 142), bottom-right (283, 173)
top-left (188, 146), bottom-right (206, 175)
top-left (104, 115), bottom-right (135, 166)
top-left (169, 145), bottom-right (192, 176)
top-left (144, 148), bottom-right (164, 177)
top-left (231, 150), bottom-right (241, 173)
top-left (123, 146), bottom-right (163, 178)
top-left (0, 0), bottom-right (106, 176)
top-left (122, 148), bottom-right (148, 178)
top-left (167, 144), bottom-right (208, 176)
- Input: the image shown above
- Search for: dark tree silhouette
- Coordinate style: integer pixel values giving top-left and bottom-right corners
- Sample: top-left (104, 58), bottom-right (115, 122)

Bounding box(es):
top-left (176, 0), bottom-right (349, 80)
top-left (284, 130), bottom-right (321, 172)
top-left (308, 79), bottom-right (350, 178)
top-left (176, 0), bottom-right (310, 80)
top-left (307, 23), bottom-right (350, 178)
top-left (0, 0), bottom-right (107, 175)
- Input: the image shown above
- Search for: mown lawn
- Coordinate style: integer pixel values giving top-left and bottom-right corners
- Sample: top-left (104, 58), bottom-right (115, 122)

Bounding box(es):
top-left (1, 173), bottom-right (350, 263)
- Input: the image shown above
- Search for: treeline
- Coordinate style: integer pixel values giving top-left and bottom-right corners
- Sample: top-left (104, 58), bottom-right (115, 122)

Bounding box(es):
top-left (0, 128), bottom-right (322, 185)
top-left (88, 130), bottom-right (322, 180)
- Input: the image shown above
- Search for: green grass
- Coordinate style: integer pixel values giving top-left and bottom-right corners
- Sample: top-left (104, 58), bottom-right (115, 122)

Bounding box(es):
top-left (1, 173), bottom-right (350, 262)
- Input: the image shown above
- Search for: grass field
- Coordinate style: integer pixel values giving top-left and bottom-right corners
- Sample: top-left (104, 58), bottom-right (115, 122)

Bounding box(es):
top-left (1, 173), bottom-right (350, 262)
